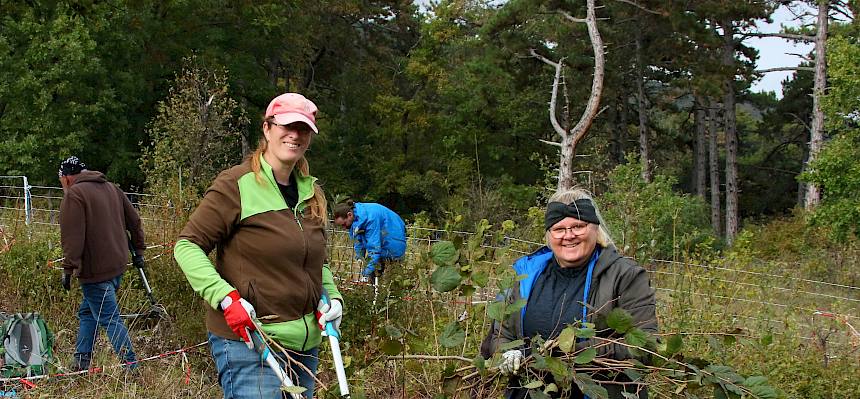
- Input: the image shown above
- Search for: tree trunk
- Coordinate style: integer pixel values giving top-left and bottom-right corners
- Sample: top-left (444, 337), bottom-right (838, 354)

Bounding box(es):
top-left (615, 95), bottom-right (628, 164)
top-left (635, 27), bottom-right (652, 183)
top-left (559, 133), bottom-right (576, 191)
top-left (805, 0), bottom-right (828, 209)
top-left (538, 0), bottom-right (605, 192)
top-left (709, 100), bottom-right (721, 237)
top-left (722, 21), bottom-right (739, 245)
top-left (694, 95), bottom-right (707, 198)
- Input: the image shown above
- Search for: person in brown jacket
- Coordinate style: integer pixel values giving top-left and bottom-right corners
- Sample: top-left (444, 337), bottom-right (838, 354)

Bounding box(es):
top-left (58, 156), bottom-right (144, 371)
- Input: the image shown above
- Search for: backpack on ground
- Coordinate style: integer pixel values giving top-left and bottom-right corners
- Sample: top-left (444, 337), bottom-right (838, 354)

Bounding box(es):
top-left (0, 312), bottom-right (55, 377)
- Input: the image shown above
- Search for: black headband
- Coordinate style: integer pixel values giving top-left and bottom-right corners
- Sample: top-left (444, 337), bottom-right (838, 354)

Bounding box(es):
top-left (545, 199), bottom-right (600, 230)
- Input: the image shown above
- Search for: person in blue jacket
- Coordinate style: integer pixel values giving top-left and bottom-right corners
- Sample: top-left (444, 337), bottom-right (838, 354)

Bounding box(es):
top-left (333, 200), bottom-right (407, 280)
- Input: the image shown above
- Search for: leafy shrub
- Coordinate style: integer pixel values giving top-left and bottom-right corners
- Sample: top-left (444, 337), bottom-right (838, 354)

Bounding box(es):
top-left (600, 159), bottom-right (715, 262)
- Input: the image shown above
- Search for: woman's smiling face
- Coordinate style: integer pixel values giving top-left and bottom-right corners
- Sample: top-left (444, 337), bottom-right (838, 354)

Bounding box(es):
top-left (547, 217), bottom-right (598, 268)
top-left (263, 121), bottom-right (313, 168)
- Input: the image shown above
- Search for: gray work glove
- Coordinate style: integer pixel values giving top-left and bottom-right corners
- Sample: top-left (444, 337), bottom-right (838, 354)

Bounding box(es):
top-left (499, 349), bottom-right (523, 374)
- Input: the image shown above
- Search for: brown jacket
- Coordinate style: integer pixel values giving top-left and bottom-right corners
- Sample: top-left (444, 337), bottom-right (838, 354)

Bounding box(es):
top-left (60, 170), bottom-right (145, 283)
top-left (176, 159), bottom-right (329, 342)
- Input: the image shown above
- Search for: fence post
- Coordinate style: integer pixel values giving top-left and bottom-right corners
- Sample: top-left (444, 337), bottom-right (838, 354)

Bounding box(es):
top-left (22, 176), bottom-right (32, 226)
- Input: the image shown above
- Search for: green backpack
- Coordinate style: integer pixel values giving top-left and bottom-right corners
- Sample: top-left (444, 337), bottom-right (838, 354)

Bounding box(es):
top-left (0, 312), bottom-right (55, 377)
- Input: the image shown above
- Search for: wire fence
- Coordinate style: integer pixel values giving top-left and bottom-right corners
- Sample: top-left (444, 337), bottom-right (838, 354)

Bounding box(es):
top-left (1, 177), bottom-right (858, 352)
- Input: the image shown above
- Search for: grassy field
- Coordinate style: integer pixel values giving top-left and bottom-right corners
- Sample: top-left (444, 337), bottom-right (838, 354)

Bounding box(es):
top-left (0, 191), bottom-right (858, 398)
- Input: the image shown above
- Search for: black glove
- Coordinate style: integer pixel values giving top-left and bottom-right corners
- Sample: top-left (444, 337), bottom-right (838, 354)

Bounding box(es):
top-left (132, 254), bottom-right (145, 269)
top-left (61, 273), bottom-right (71, 290)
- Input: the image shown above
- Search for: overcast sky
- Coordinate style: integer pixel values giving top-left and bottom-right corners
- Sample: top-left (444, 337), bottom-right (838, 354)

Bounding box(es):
top-left (748, 5), bottom-right (816, 98)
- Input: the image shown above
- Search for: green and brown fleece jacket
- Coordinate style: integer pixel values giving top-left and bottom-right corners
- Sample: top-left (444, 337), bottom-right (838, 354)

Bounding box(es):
top-left (174, 155), bottom-right (342, 351)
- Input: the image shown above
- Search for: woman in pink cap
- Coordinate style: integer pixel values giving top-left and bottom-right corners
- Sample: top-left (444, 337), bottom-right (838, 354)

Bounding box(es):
top-left (175, 93), bottom-right (344, 398)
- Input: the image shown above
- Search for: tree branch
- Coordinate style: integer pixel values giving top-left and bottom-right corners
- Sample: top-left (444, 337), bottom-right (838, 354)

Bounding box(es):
top-left (394, 354), bottom-right (473, 363)
top-left (755, 66), bottom-right (814, 73)
top-left (614, 0), bottom-right (662, 15)
top-left (540, 139), bottom-right (563, 147)
top-left (529, 49), bottom-right (568, 137)
top-left (561, 2), bottom-right (605, 146)
top-left (744, 32), bottom-right (814, 42)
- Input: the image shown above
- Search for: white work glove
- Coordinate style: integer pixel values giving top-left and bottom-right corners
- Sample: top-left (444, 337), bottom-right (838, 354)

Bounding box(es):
top-left (499, 349), bottom-right (523, 375)
top-left (317, 298), bottom-right (343, 335)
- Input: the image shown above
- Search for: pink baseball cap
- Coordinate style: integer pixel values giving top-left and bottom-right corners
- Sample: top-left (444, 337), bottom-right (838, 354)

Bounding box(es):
top-left (265, 93), bottom-right (319, 133)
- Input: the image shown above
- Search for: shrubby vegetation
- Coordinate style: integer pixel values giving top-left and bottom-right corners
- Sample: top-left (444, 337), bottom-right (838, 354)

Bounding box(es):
top-left (2, 1), bottom-right (859, 398)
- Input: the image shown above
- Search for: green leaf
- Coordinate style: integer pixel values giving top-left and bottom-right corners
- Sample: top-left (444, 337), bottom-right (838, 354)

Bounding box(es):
top-left (743, 376), bottom-right (768, 387)
top-left (472, 355), bottom-right (486, 371)
top-left (574, 348), bottom-right (597, 364)
top-left (621, 392), bottom-right (639, 399)
top-left (439, 321), bottom-right (466, 348)
top-left (430, 266), bottom-right (462, 292)
top-left (282, 386), bottom-right (307, 394)
top-left (622, 369), bottom-right (642, 382)
top-left (557, 326), bottom-right (577, 353)
top-left (381, 339), bottom-right (402, 355)
top-left (624, 327), bottom-right (649, 348)
top-left (441, 372), bottom-right (461, 396)
top-left (747, 385), bottom-right (778, 399)
top-left (384, 324), bottom-right (403, 339)
top-left (528, 390), bottom-right (551, 399)
top-left (507, 299), bottom-right (527, 315)
top-left (664, 334), bottom-right (683, 356)
top-left (498, 339), bottom-right (525, 352)
top-left (523, 380), bottom-right (544, 389)
top-left (487, 301), bottom-right (507, 321)
top-left (460, 284), bottom-right (476, 297)
top-left (429, 241), bottom-right (458, 266)
top-left (575, 326), bottom-right (596, 339)
top-left (574, 374), bottom-right (609, 399)
top-left (544, 357), bottom-right (569, 384)
top-left (471, 271), bottom-right (489, 287)
top-left (606, 308), bottom-right (634, 333)
top-left (743, 376), bottom-right (778, 399)
top-left (759, 334), bottom-right (773, 346)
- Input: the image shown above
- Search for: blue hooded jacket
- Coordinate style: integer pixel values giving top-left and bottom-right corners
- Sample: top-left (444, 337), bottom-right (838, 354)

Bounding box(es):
top-left (349, 202), bottom-right (407, 276)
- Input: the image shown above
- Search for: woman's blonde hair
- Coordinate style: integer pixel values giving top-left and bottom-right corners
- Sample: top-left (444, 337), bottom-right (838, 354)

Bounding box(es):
top-left (248, 120), bottom-right (328, 226)
top-left (545, 187), bottom-right (614, 248)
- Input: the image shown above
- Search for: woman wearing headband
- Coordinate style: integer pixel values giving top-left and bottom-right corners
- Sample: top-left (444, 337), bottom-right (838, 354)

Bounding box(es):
top-left (481, 187), bottom-right (657, 399)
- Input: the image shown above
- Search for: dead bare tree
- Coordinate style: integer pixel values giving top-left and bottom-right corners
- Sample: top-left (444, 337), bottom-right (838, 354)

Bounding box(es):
top-left (530, 0), bottom-right (606, 192)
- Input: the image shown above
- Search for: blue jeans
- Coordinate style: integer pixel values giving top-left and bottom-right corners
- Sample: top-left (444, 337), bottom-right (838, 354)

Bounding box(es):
top-left (74, 275), bottom-right (137, 368)
top-left (209, 333), bottom-right (319, 399)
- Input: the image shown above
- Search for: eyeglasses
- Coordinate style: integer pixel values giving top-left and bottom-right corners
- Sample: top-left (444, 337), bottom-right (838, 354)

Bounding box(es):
top-left (549, 223), bottom-right (590, 239)
top-left (270, 121), bottom-right (313, 134)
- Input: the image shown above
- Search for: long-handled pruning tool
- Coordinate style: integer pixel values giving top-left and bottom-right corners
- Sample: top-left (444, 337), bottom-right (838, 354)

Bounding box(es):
top-left (318, 290), bottom-right (350, 397)
top-left (121, 237), bottom-right (168, 322)
top-left (245, 323), bottom-right (305, 399)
